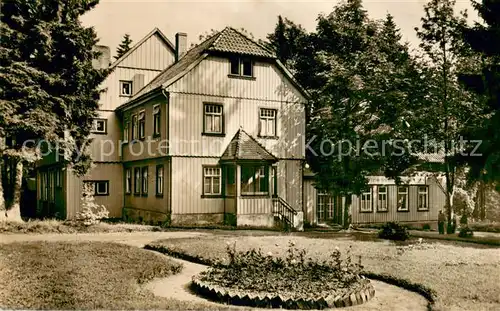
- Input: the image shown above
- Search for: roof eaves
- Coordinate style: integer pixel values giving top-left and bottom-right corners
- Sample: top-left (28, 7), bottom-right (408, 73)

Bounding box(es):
top-left (228, 27), bottom-right (276, 57)
top-left (115, 87), bottom-right (162, 111)
top-left (275, 59), bottom-right (310, 100)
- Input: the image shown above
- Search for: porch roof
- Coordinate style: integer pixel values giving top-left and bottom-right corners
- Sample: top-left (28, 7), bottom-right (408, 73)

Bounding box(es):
top-left (220, 129), bottom-right (277, 162)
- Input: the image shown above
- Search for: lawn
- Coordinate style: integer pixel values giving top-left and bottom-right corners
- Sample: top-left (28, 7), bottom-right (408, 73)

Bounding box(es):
top-left (147, 235), bottom-right (500, 311)
top-left (0, 241), bottom-right (247, 310)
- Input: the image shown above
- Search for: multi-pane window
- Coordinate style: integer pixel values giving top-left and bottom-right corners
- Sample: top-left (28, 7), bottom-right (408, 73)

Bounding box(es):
top-left (84, 181), bottom-right (109, 196)
top-left (418, 186), bottom-right (429, 211)
top-left (153, 105), bottom-right (161, 137)
top-left (48, 170), bottom-right (55, 202)
top-left (120, 81), bottom-right (133, 96)
top-left (203, 167), bottom-right (221, 196)
top-left (259, 108), bottom-right (277, 137)
top-left (123, 119), bottom-right (129, 143)
top-left (138, 111), bottom-right (145, 140)
top-left (92, 119), bottom-right (107, 134)
top-left (55, 169), bottom-right (62, 188)
top-left (204, 104), bottom-right (223, 134)
top-left (397, 186), bottom-right (409, 211)
top-left (125, 169), bottom-right (131, 194)
top-left (141, 166), bottom-right (148, 195)
top-left (156, 165), bottom-right (164, 196)
top-left (131, 115), bottom-right (138, 140)
top-left (134, 168), bottom-right (141, 195)
top-left (241, 165), bottom-right (268, 195)
top-left (360, 189), bottom-right (372, 212)
top-left (317, 194), bottom-right (326, 222)
top-left (377, 186), bottom-right (388, 212)
top-left (229, 57), bottom-right (253, 77)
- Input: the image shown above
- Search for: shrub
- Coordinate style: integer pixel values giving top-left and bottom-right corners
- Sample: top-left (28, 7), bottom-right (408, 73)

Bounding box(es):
top-left (422, 223), bottom-right (431, 231)
top-left (458, 227), bottom-right (474, 238)
top-left (75, 183), bottom-right (109, 226)
top-left (199, 241), bottom-right (364, 297)
top-left (378, 222), bottom-right (410, 241)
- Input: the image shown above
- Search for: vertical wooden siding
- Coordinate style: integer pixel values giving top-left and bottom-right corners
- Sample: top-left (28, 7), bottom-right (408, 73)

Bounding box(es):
top-left (351, 180), bottom-right (446, 224)
top-left (237, 197), bottom-right (273, 215)
top-left (120, 33), bottom-right (174, 71)
top-left (65, 168), bottom-right (82, 219)
top-left (303, 178), bottom-right (317, 224)
top-left (121, 95), bottom-right (168, 162)
top-left (170, 157), bottom-right (224, 215)
top-left (168, 56), bottom-right (306, 103)
top-left (167, 93), bottom-right (305, 159)
top-left (83, 163), bottom-right (123, 217)
top-left (123, 158), bottom-right (170, 215)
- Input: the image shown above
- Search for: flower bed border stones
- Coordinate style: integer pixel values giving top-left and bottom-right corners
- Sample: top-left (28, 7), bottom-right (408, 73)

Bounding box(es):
top-left (191, 274), bottom-right (375, 309)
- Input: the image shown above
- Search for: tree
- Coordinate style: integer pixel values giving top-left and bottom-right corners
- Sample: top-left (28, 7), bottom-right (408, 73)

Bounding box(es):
top-left (414, 0), bottom-right (482, 232)
top-left (302, 0), bottom-right (421, 227)
top-left (114, 33), bottom-right (133, 60)
top-left (266, 16), bottom-right (308, 72)
top-left (459, 0), bottom-right (500, 187)
top-left (0, 0), bottom-right (110, 221)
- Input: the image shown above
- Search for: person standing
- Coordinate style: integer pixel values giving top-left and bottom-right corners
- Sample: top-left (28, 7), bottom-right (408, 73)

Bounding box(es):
top-left (438, 210), bottom-right (446, 234)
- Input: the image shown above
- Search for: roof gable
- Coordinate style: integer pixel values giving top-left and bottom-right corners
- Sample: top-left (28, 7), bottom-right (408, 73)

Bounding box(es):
top-left (109, 28), bottom-right (175, 70)
top-left (221, 129), bottom-right (277, 162)
top-left (208, 27), bottom-right (275, 58)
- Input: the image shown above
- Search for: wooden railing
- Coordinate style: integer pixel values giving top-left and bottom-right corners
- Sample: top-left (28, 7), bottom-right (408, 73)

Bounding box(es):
top-left (272, 196), bottom-right (297, 230)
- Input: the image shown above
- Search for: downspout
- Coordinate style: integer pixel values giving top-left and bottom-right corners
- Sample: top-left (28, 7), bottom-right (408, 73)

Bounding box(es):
top-left (160, 87), bottom-right (171, 224)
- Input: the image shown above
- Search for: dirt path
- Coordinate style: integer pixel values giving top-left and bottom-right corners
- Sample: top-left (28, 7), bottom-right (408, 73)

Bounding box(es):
top-left (0, 231), bottom-right (210, 247)
top-left (145, 257), bottom-right (428, 311)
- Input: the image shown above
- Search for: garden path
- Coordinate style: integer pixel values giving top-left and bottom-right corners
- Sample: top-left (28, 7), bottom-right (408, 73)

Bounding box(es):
top-left (145, 256), bottom-right (428, 311)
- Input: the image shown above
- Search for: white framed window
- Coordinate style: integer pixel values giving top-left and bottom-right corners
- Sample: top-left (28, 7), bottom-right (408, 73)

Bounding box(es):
top-left (125, 168), bottom-right (131, 194)
top-left (55, 169), bottom-right (62, 188)
top-left (92, 119), bottom-right (107, 134)
top-left (240, 165), bottom-right (268, 195)
top-left (259, 108), bottom-right (277, 137)
top-left (141, 166), bottom-right (148, 195)
top-left (120, 81), bottom-right (133, 96)
top-left (418, 186), bottom-right (429, 211)
top-left (397, 186), bottom-right (409, 211)
top-left (123, 119), bottom-right (129, 143)
top-left (317, 193), bottom-right (326, 222)
top-left (153, 105), bottom-right (161, 137)
top-left (377, 186), bottom-right (388, 212)
top-left (156, 165), bottom-right (164, 196)
top-left (138, 111), bottom-right (145, 140)
top-left (360, 189), bottom-right (373, 212)
top-left (203, 166), bottom-right (221, 196)
top-left (85, 181), bottom-right (109, 196)
top-left (229, 57), bottom-right (253, 77)
top-left (131, 114), bottom-right (138, 140)
top-left (134, 167), bottom-right (141, 195)
top-left (203, 103), bottom-right (223, 134)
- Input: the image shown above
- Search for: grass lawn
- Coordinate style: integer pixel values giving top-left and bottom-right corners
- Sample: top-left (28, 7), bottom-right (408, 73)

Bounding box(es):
top-left (147, 235), bottom-right (500, 311)
top-left (0, 241), bottom-right (248, 310)
top-left (0, 219), bottom-right (164, 234)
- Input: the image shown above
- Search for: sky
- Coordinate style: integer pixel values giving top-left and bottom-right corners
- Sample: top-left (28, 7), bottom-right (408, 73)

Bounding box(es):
top-left (81, 0), bottom-right (476, 59)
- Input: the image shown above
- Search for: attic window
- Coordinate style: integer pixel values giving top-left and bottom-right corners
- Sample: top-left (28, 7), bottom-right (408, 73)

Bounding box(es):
top-left (229, 57), bottom-right (253, 78)
top-left (120, 81), bottom-right (133, 96)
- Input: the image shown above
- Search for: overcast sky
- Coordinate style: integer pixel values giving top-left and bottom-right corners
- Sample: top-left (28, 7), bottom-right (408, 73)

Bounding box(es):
top-left (81, 0), bottom-right (475, 58)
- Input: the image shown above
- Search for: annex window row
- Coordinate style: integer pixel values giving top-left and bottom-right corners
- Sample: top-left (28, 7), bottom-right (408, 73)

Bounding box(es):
top-left (358, 185), bottom-right (429, 213)
top-left (123, 105), bottom-right (162, 143)
top-left (125, 165), bottom-right (164, 197)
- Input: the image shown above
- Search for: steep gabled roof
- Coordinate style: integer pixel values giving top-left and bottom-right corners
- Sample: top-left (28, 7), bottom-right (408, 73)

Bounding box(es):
top-left (109, 27), bottom-right (175, 70)
top-left (220, 129), bottom-right (277, 162)
top-left (208, 27), bottom-right (275, 58)
top-left (117, 26), bottom-right (308, 111)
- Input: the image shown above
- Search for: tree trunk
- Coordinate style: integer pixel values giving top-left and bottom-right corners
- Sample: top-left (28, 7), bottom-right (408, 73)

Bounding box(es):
top-left (6, 160), bottom-right (23, 222)
top-left (343, 194), bottom-right (352, 229)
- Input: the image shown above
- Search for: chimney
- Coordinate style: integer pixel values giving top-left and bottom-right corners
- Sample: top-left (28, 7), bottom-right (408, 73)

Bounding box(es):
top-left (92, 45), bottom-right (111, 70)
top-left (175, 32), bottom-right (187, 62)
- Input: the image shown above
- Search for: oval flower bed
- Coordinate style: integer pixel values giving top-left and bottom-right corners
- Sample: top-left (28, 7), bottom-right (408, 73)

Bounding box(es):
top-left (191, 242), bottom-right (375, 309)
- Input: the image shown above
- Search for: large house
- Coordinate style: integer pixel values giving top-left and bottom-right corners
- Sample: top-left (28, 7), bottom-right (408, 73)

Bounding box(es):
top-left (35, 26), bottom-right (446, 230)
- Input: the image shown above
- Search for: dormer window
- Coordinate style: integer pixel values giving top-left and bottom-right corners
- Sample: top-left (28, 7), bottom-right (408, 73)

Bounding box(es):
top-left (229, 56), bottom-right (253, 77)
top-left (120, 81), bottom-right (133, 96)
